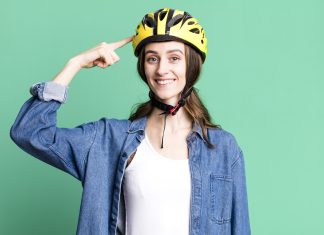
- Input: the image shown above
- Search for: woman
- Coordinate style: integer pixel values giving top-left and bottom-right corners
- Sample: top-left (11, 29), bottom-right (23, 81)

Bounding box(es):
top-left (10, 8), bottom-right (251, 235)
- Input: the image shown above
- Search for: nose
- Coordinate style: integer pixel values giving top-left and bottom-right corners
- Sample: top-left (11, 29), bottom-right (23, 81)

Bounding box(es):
top-left (155, 58), bottom-right (170, 76)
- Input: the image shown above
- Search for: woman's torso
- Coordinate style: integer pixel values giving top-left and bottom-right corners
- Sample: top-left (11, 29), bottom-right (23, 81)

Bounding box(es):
top-left (123, 131), bottom-right (191, 235)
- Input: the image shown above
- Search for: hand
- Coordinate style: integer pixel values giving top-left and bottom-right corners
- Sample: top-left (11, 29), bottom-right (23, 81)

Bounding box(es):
top-left (73, 35), bottom-right (134, 69)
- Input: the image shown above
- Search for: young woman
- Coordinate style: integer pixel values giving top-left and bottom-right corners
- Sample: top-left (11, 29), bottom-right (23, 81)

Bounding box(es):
top-left (10, 8), bottom-right (251, 235)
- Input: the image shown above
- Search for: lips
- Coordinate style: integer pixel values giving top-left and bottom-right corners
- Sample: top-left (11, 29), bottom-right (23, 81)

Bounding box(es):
top-left (155, 78), bottom-right (176, 81)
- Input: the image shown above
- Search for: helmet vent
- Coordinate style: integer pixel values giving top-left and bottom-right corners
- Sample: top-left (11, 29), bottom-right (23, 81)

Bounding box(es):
top-left (190, 28), bottom-right (200, 34)
top-left (159, 11), bottom-right (167, 21)
top-left (188, 21), bottom-right (195, 25)
top-left (174, 17), bottom-right (182, 26)
top-left (145, 17), bottom-right (155, 28)
top-left (167, 14), bottom-right (183, 27)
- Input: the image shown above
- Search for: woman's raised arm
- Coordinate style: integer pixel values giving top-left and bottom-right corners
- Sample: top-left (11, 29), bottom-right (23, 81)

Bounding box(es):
top-left (53, 35), bottom-right (134, 86)
top-left (9, 36), bottom-right (133, 182)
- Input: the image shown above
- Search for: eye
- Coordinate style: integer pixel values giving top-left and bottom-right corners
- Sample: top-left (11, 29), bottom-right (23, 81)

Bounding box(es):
top-left (146, 57), bottom-right (158, 62)
top-left (170, 56), bottom-right (180, 62)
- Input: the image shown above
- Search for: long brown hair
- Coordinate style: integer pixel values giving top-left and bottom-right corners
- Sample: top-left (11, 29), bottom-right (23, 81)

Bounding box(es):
top-left (128, 42), bottom-right (222, 149)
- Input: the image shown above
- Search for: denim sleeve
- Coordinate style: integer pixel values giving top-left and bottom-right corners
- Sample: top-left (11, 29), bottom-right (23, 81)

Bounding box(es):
top-left (10, 81), bottom-right (97, 182)
top-left (29, 81), bottom-right (68, 103)
top-left (231, 148), bottom-right (251, 235)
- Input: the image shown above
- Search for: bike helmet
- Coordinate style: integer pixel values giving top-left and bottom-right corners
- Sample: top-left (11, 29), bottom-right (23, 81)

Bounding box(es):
top-left (132, 7), bottom-right (207, 62)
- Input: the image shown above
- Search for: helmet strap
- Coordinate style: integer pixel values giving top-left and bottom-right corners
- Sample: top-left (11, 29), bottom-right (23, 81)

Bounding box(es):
top-left (148, 87), bottom-right (193, 148)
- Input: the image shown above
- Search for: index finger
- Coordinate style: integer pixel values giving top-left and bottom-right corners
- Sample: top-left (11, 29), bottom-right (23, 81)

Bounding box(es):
top-left (111, 35), bottom-right (134, 50)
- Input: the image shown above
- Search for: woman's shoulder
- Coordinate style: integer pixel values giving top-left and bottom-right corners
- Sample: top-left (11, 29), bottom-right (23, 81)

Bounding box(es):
top-left (208, 127), bottom-right (242, 159)
top-left (208, 127), bottom-right (238, 144)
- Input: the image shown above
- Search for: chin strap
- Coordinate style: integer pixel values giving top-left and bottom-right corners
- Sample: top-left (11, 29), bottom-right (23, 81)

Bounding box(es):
top-left (149, 87), bottom-right (193, 148)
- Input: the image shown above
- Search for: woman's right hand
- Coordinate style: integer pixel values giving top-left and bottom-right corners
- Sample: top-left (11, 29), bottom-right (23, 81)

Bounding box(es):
top-left (52, 36), bottom-right (134, 87)
top-left (73, 35), bottom-right (134, 69)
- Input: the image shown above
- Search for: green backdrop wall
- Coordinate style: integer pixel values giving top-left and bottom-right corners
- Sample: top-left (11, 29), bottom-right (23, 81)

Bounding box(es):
top-left (1, 0), bottom-right (323, 234)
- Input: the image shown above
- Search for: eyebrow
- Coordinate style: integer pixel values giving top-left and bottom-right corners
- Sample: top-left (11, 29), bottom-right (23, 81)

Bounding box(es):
top-left (145, 49), bottom-right (184, 55)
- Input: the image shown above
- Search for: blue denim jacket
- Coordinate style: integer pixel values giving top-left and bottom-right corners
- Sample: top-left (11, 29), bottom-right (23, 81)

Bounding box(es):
top-left (10, 81), bottom-right (251, 235)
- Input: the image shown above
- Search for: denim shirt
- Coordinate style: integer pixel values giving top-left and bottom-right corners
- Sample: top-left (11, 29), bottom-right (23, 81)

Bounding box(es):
top-left (10, 81), bottom-right (251, 235)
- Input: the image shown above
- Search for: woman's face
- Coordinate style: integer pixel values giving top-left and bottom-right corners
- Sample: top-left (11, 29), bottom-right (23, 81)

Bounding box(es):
top-left (144, 41), bottom-right (186, 106)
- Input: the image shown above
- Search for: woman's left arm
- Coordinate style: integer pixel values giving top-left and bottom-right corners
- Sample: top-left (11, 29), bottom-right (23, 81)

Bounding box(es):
top-left (231, 148), bottom-right (251, 234)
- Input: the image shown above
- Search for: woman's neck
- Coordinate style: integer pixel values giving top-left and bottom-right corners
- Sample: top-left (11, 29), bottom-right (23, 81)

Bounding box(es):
top-left (147, 107), bottom-right (193, 134)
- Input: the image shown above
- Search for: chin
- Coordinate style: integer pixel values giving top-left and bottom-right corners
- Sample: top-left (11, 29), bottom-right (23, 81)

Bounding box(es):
top-left (153, 90), bottom-right (181, 104)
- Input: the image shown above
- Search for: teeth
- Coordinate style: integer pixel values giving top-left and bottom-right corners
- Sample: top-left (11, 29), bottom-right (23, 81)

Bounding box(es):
top-left (156, 79), bottom-right (174, 85)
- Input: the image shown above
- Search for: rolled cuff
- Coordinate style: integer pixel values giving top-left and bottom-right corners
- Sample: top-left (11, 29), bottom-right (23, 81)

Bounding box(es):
top-left (30, 81), bottom-right (69, 103)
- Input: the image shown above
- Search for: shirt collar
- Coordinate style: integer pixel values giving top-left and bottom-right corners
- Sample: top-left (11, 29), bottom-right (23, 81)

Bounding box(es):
top-left (127, 116), bottom-right (206, 143)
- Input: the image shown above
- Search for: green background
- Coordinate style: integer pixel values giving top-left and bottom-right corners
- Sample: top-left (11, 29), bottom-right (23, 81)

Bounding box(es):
top-left (1, 0), bottom-right (323, 234)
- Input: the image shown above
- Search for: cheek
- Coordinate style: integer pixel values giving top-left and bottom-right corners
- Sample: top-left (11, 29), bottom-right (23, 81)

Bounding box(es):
top-left (144, 64), bottom-right (154, 78)
top-left (175, 60), bottom-right (186, 73)
top-left (173, 64), bottom-right (186, 79)
top-left (143, 64), bottom-right (148, 77)
top-left (144, 67), bottom-right (154, 87)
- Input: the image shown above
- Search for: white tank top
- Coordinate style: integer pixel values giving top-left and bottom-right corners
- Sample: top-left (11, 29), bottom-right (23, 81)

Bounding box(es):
top-left (122, 133), bottom-right (191, 235)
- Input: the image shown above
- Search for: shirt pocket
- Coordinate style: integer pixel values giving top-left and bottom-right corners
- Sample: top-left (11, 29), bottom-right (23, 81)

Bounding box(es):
top-left (209, 174), bottom-right (233, 224)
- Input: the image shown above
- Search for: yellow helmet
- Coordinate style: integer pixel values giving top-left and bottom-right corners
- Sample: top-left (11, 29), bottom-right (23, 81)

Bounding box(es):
top-left (132, 8), bottom-right (207, 63)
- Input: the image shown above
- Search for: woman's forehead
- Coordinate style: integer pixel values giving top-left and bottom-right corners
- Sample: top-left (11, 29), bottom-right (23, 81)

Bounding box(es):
top-left (144, 41), bottom-right (185, 54)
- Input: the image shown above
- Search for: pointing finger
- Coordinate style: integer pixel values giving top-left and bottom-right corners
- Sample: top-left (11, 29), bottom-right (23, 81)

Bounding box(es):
top-left (111, 35), bottom-right (134, 50)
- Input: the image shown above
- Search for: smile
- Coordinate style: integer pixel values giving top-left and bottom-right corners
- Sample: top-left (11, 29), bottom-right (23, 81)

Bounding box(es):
top-left (155, 79), bottom-right (176, 86)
